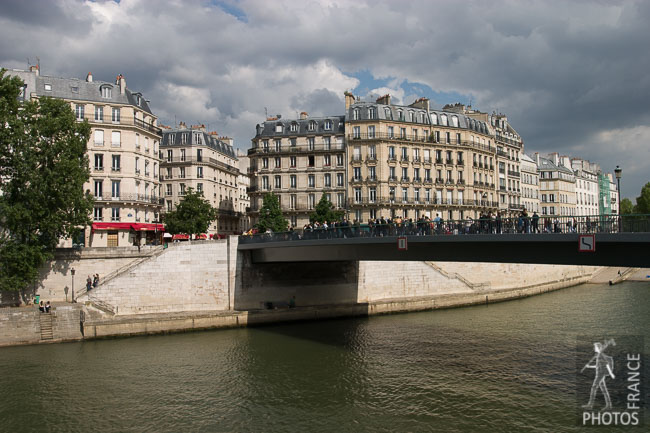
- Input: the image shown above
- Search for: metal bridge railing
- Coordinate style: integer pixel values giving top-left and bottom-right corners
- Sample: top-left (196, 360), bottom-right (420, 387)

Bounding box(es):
top-left (239, 214), bottom-right (650, 244)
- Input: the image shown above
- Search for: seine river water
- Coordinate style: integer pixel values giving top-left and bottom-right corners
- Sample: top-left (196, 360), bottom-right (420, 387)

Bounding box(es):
top-left (1, 281), bottom-right (648, 432)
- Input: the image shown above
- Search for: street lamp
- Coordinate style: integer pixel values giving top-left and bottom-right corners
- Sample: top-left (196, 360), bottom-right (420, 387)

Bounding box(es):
top-left (70, 267), bottom-right (76, 303)
top-left (615, 165), bottom-right (622, 232)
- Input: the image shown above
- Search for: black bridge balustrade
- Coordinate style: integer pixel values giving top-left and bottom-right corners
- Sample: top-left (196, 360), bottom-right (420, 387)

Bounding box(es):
top-left (239, 214), bottom-right (650, 244)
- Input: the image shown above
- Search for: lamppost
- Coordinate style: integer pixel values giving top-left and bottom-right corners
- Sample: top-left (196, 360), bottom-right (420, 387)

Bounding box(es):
top-left (70, 267), bottom-right (76, 303)
top-left (615, 165), bottom-right (622, 232)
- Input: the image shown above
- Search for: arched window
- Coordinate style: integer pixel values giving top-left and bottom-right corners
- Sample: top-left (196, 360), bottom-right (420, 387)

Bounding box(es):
top-left (409, 111), bottom-right (415, 122)
top-left (440, 114), bottom-right (448, 126)
top-left (451, 115), bottom-right (459, 128)
top-left (431, 113), bottom-right (438, 125)
top-left (397, 110), bottom-right (404, 121)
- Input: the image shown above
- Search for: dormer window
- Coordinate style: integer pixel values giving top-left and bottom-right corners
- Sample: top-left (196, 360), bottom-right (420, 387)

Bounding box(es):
top-left (368, 107), bottom-right (376, 119)
top-left (431, 113), bottom-right (438, 125)
top-left (397, 110), bottom-right (404, 121)
top-left (384, 108), bottom-right (391, 119)
top-left (275, 123), bottom-right (283, 133)
top-left (324, 120), bottom-right (332, 130)
top-left (409, 111), bottom-right (415, 122)
top-left (308, 120), bottom-right (316, 131)
top-left (71, 86), bottom-right (79, 93)
top-left (44, 84), bottom-right (52, 91)
top-left (101, 86), bottom-right (112, 99)
top-left (451, 115), bottom-right (459, 128)
top-left (440, 114), bottom-right (448, 126)
top-left (290, 122), bottom-right (298, 132)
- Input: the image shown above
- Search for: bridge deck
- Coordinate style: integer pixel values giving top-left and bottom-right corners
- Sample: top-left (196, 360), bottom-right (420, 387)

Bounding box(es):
top-left (238, 233), bottom-right (650, 267)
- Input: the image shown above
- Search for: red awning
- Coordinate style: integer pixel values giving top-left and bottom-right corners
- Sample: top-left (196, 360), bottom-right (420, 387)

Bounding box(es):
top-left (92, 222), bottom-right (165, 232)
top-left (130, 223), bottom-right (165, 232)
top-left (92, 222), bottom-right (132, 231)
top-left (172, 234), bottom-right (190, 240)
top-left (196, 233), bottom-right (208, 240)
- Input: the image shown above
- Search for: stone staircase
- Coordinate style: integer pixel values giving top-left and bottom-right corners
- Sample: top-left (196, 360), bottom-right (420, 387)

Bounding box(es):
top-left (75, 246), bottom-right (165, 300)
top-left (76, 246), bottom-right (166, 314)
top-left (39, 313), bottom-right (54, 341)
top-left (424, 261), bottom-right (490, 291)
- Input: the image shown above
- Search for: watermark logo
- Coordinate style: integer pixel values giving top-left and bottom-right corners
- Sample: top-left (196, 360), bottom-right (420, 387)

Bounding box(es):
top-left (577, 335), bottom-right (645, 427)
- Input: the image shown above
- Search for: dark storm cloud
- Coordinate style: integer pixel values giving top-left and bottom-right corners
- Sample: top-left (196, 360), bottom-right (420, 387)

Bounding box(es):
top-left (0, 0), bottom-right (648, 196)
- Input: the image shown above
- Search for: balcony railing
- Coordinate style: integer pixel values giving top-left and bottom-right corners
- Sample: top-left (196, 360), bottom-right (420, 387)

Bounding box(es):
top-left (162, 156), bottom-right (240, 175)
top-left (347, 133), bottom-right (497, 153)
top-left (94, 193), bottom-right (164, 205)
top-left (80, 113), bottom-right (162, 136)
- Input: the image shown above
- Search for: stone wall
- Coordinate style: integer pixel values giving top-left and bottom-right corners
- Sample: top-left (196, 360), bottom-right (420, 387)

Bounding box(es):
top-left (78, 241), bottom-right (232, 315)
top-left (0, 304), bottom-right (83, 347)
top-left (0, 246), bottom-right (160, 307)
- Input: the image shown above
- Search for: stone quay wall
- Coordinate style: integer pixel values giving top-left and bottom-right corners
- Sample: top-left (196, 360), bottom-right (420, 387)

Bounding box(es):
top-left (1, 236), bottom-right (601, 346)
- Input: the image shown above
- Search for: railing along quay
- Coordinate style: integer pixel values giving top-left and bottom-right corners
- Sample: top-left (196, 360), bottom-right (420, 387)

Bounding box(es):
top-left (239, 214), bottom-right (650, 244)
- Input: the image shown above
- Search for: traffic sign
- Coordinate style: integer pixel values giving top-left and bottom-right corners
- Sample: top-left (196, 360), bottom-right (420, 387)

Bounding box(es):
top-left (397, 237), bottom-right (408, 251)
top-left (578, 235), bottom-right (596, 252)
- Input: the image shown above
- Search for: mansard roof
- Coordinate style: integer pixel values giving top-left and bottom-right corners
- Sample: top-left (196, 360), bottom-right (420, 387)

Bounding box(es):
top-left (255, 115), bottom-right (345, 137)
top-left (160, 128), bottom-right (237, 159)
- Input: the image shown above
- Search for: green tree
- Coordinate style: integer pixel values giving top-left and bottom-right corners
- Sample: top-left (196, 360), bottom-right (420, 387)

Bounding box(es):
top-left (0, 69), bottom-right (93, 292)
top-left (256, 193), bottom-right (288, 232)
top-left (620, 198), bottom-right (634, 215)
top-left (163, 188), bottom-right (218, 235)
top-left (310, 194), bottom-right (344, 223)
top-left (633, 182), bottom-right (650, 214)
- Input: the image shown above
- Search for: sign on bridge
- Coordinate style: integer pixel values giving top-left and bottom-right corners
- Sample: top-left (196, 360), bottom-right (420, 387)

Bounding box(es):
top-left (578, 235), bottom-right (596, 252)
top-left (397, 237), bottom-right (408, 251)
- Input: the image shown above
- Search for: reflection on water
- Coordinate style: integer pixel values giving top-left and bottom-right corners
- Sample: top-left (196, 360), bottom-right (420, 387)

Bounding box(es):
top-left (0, 282), bottom-right (648, 432)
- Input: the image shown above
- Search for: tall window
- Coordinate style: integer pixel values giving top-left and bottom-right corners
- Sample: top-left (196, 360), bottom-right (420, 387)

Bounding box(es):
top-left (94, 154), bottom-right (103, 170)
top-left (275, 157), bottom-right (281, 168)
top-left (111, 131), bottom-right (121, 147)
top-left (275, 139), bottom-right (281, 151)
top-left (111, 107), bottom-right (120, 123)
top-left (324, 173), bottom-right (331, 187)
top-left (94, 106), bottom-right (103, 121)
top-left (197, 166), bottom-right (203, 178)
top-left (274, 175), bottom-right (281, 189)
top-left (111, 207), bottom-right (120, 222)
top-left (308, 194), bottom-right (315, 209)
top-left (111, 155), bottom-right (120, 171)
top-left (337, 173), bottom-right (344, 187)
top-left (94, 130), bottom-right (104, 146)
top-left (368, 107), bottom-right (376, 119)
top-left (94, 180), bottom-right (103, 198)
top-left (354, 188), bottom-right (362, 203)
top-left (93, 207), bottom-right (103, 222)
top-left (75, 104), bottom-right (84, 120)
top-left (101, 87), bottom-right (112, 98)
top-left (290, 175), bottom-right (297, 188)
top-left (308, 174), bottom-right (315, 188)
top-left (324, 137), bottom-right (331, 150)
top-left (367, 126), bottom-right (375, 138)
top-left (111, 180), bottom-right (120, 198)
top-left (308, 137), bottom-right (315, 150)
top-left (353, 126), bottom-right (360, 139)
top-left (324, 120), bottom-right (332, 130)
top-left (290, 156), bottom-right (296, 168)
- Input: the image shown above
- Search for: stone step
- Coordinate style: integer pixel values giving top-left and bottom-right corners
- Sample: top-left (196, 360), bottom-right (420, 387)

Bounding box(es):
top-left (39, 313), bottom-right (54, 340)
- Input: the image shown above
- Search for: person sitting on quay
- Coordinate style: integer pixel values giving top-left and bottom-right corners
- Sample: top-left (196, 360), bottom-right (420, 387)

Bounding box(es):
top-left (38, 301), bottom-right (45, 313)
top-left (45, 301), bottom-right (51, 313)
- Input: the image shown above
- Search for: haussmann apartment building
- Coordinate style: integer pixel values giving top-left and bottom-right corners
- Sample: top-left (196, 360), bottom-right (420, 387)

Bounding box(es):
top-left (8, 66), bottom-right (164, 247)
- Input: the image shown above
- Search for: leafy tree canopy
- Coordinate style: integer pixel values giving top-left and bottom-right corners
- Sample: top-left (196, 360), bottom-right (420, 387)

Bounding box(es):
top-left (620, 198), bottom-right (634, 215)
top-left (256, 193), bottom-right (288, 232)
top-left (634, 182), bottom-right (650, 214)
top-left (163, 187), bottom-right (218, 235)
top-left (0, 69), bottom-right (93, 292)
top-left (310, 194), bottom-right (344, 224)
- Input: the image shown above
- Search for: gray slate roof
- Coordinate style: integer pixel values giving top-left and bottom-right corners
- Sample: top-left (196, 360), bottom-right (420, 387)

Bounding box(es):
top-left (160, 128), bottom-right (237, 159)
top-left (31, 74), bottom-right (153, 114)
top-left (346, 101), bottom-right (490, 135)
top-left (255, 115), bottom-right (345, 137)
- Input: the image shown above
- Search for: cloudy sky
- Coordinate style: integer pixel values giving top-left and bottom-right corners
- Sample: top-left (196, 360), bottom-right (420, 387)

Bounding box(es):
top-left (1, 0), bottom-right (649, 198)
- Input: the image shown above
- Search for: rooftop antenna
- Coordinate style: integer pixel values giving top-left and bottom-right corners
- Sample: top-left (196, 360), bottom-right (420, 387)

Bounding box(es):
top-left (36, 56), bottom-right (40, 70)
top-left (26, 57), bottom-right (31, 68)
top-left (264, 107), bottom-right (268, 118)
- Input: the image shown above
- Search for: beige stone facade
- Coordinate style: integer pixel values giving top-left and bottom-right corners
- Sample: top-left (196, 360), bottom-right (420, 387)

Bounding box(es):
top-left (520, 154), bottom-right (540, 213)
top-left (248, 113), bottom-right (347, 228)
top-left (236, 149), bottom-right (251, 233)
top-left (571, 158), bottom-right (600, 216)
top-left (345, 94), bottom-right (505, 222)
top-left (536, 153), bottom-right (576, 216)
top-left (160, 125), bottom-right (242, 235)
top-left (8, 67), bottom-right (163, 247)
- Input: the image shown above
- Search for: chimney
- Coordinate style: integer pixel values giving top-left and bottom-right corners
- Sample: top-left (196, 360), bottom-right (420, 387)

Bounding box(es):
top-left (300, 111), bottom-right (308, 120)
top-left (344, 91), bottom-right (355, 110)
top-left (29, 65), bottom-right (39, 76)
top-left (409, 97), bottom-right (430, 112)
top-left (534, 152), bottom-right (540, 166)
top-left (86, 72), bottom-right (93, 82)
top-left (116, 74), bottom-right (126, 94)
top-left (376, 94), bottom-right (391, 105)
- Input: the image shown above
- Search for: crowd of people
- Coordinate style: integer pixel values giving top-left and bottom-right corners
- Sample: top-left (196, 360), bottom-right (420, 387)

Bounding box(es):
top-left (244, 212), bottom-right (624, 242)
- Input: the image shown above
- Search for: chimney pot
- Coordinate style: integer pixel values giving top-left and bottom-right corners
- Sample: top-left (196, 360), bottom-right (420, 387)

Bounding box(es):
top-left (86, 72), bottom-right (93, 82)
